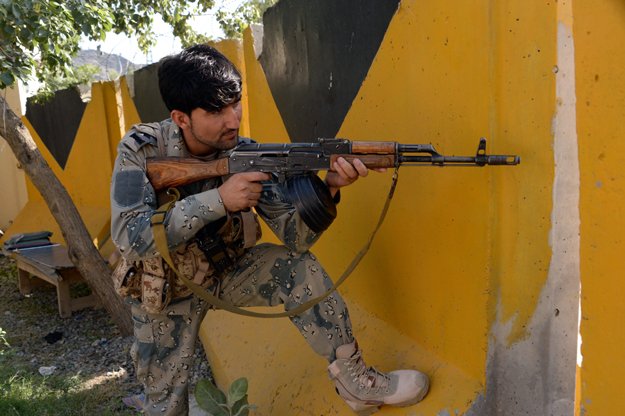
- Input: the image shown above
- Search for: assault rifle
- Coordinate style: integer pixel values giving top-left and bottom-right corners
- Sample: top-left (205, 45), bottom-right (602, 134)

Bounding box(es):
top-left (146, 137), bottom-right (519, 190)
top-left (146, 138), bottom-right (520, 232)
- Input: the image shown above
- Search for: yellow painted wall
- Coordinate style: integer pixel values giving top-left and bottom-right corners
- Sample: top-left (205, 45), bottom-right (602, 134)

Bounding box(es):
top-left (241, 26), bottom-right (290, 144)
top-left (2, 84), bottom-right (120, 257)
top-left (575, 1), bottom-right (625, 414)
top-left (199, 2), bottom-right (499, 410)
top-left (0, 84), bottom-right (28, 231)
top-left (199, 0), bottom-right (570, 414)
top-left (333, 0), bottom-right (495, 379)
top-left (487, 0), bottom-right (556, 343)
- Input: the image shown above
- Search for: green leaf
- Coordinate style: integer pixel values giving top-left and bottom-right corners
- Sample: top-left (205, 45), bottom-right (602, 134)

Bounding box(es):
top-left (195, 379), bottom-right (228, 416)
top-left (227, 377), bottom-right (248, 406)
top-left (0, 71), bottom-right (15, 88)
top-left (232, 397), bottom-right (251, 416)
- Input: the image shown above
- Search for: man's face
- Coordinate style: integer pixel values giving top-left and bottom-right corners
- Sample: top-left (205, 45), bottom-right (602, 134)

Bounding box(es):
top-left (179, 99), bottom-right (243, 156)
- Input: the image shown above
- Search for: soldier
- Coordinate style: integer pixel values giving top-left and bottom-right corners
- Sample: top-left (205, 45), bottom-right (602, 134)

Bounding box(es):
top-left (110, 44), bottom-right (429, 415)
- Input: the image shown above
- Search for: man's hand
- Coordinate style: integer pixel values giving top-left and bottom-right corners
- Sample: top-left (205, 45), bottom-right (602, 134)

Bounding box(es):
top-left (218, 172), bottom-right (270, 212)
top-left (325, 157), bottom-right (386, 197)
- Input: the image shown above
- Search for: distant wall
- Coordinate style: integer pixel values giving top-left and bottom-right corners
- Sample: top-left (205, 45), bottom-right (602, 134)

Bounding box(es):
top-left (0, 81), bottom-right (140, 257)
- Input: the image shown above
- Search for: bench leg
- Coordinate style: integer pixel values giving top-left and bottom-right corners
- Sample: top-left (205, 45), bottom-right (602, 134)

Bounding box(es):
top-left (17, 269), bottom-right (32, 295)
top-left (56, 280), bottom-right (72, 318)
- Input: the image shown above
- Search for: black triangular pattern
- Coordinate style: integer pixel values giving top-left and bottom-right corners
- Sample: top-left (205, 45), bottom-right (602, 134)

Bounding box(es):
top-left (259, 0), bottom-right (400, 142)
top-left (25, 87), bottom-right (87, 169)
top-left (133, 63), bottom-right (170, 123)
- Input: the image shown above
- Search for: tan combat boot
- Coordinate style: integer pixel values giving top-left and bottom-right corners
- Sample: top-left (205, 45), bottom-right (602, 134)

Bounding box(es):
top-left (328, 341), bottom-right (429, 415)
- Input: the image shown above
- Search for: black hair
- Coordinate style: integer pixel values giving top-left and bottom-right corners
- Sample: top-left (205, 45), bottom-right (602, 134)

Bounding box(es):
top-left (158, 44), bottom-right (242, 115)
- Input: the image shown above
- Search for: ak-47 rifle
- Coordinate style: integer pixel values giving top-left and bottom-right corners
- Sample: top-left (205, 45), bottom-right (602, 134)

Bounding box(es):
top-left (146, 138), bottom-right (520, 232)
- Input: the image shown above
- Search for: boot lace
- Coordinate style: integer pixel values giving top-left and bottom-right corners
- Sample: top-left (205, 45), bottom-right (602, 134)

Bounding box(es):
top-left (345, 350), bottom-right (391, 395)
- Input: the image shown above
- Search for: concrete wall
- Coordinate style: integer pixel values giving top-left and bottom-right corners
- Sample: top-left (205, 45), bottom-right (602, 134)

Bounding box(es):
top-left (575, 1), bottom-right (625, 415)
top-left (201, 1), bottom-right (579, 415)
top-left (0, 81), bottom-right (138, 257)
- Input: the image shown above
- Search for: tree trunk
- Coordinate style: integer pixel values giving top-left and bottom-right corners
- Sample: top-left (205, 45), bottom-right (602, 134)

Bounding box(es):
top-left (0, 95), bottom-right (132, 336)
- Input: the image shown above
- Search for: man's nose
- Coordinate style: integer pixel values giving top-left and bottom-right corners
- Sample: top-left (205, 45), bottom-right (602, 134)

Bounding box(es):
top-left (224, 104), bottom-right (241, 129)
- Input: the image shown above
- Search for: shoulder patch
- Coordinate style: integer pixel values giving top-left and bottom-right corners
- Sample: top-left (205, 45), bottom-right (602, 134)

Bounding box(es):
top-left (131, 132), bottom-right (157, 147)
top-left (123, 130), bottom-right (158, 152)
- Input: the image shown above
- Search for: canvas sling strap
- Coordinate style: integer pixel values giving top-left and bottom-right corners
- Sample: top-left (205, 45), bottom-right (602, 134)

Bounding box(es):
top-left (150, 169), bottom-right (400, 318)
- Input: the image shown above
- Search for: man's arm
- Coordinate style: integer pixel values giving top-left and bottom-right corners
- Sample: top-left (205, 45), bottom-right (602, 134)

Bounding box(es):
top-left (110, 133), bottom-right (227, 261)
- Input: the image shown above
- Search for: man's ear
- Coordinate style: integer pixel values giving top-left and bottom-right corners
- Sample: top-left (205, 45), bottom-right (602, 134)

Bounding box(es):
top-left (171, 110), bottom-right (190, 129)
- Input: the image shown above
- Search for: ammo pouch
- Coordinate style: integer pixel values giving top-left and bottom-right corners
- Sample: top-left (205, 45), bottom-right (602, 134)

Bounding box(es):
top-left (111, 256), bottom-right (138, 298)
top-left (110, 255), bottom-right (171, 314)
top-left (111, 210), bottom-right (261, 314)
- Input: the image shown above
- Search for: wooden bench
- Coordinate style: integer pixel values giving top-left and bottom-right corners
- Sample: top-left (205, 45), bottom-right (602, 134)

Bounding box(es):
top-left (10, 244), bottom-right (100, 318)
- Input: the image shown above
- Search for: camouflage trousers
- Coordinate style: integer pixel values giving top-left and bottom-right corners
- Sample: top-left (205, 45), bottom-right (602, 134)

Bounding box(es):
top-left (130, 243), bottom-right (355, 416)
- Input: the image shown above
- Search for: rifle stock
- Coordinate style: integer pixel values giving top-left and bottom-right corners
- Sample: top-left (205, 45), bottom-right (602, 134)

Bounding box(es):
top-left (147, 157), bottom-right (229, 191)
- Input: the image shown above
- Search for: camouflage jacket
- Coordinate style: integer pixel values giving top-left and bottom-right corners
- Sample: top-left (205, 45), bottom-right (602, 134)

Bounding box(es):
top-left (110, 119), bottom-right (323, 304)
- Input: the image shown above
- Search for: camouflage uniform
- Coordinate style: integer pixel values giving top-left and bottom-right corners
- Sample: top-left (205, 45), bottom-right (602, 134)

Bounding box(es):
top-left (110, 120), bottom-right (355, 415)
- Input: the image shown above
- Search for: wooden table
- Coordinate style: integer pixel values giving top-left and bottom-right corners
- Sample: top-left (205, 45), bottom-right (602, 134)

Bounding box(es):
top-left (10, 244), bottom-right (100, 318)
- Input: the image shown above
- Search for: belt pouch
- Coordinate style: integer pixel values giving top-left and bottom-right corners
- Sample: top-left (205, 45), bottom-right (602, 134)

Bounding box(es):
top-left (141, 273), bottom-right (169, 313)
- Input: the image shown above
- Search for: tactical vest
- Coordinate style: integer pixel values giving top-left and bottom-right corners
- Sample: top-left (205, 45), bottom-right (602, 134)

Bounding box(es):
top-left (112, 122), bottom-right (261, 313)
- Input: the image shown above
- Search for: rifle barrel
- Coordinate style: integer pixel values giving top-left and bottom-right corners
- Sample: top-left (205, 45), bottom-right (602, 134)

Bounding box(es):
top-left (399, 155), bottom-right (520, 165)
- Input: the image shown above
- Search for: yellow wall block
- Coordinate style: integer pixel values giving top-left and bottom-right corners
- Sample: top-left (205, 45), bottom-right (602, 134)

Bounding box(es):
top-left (331, 0), bottom-right (494, 381)
top-left (201, 2), bottom-right (492, 413)
top-left (486, 0), bottom-right (556, 345)
top-left (575, 0), bottom-right (625, 414)
top-left (3, 84), bottom-right (115, 255)
top-left (203, 301), bottom-right (482, 416)
top-left (118, 76), bottom-right (142, 137)
top-left (241, 26), bottom-right (290, 143)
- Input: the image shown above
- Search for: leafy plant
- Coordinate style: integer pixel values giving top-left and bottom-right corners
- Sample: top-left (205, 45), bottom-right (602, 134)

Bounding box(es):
top-left (0, 0), bottom-right (215, 91)
top-left (195, 377), bottom-right (255, 416)
top-left (216, 0), bottom-right (278, 39)
top-left (34, 63), bottom-right (102, 101)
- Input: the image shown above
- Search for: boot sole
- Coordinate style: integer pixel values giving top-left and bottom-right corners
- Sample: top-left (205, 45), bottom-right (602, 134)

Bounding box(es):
top-left (390, 376), bottom-right (430, 408)
top-left (344, 399), bottom-right (381, 415)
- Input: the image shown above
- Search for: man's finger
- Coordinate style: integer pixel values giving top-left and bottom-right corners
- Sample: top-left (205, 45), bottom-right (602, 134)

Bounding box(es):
top-left (237, 171), bottom-right (271, 182)
top-left (249, 182), bottom-right (263, 194)
top-left (336, 157), bottom-right (359, 179)
top-left (352, 158), bottom-right (369, 177)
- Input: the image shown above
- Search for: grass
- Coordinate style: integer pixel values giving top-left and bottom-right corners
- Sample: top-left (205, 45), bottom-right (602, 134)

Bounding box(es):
top-left (0, 255), bottom-right (139, 415)
top-left (0, 356), bottom-right (136, 415)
